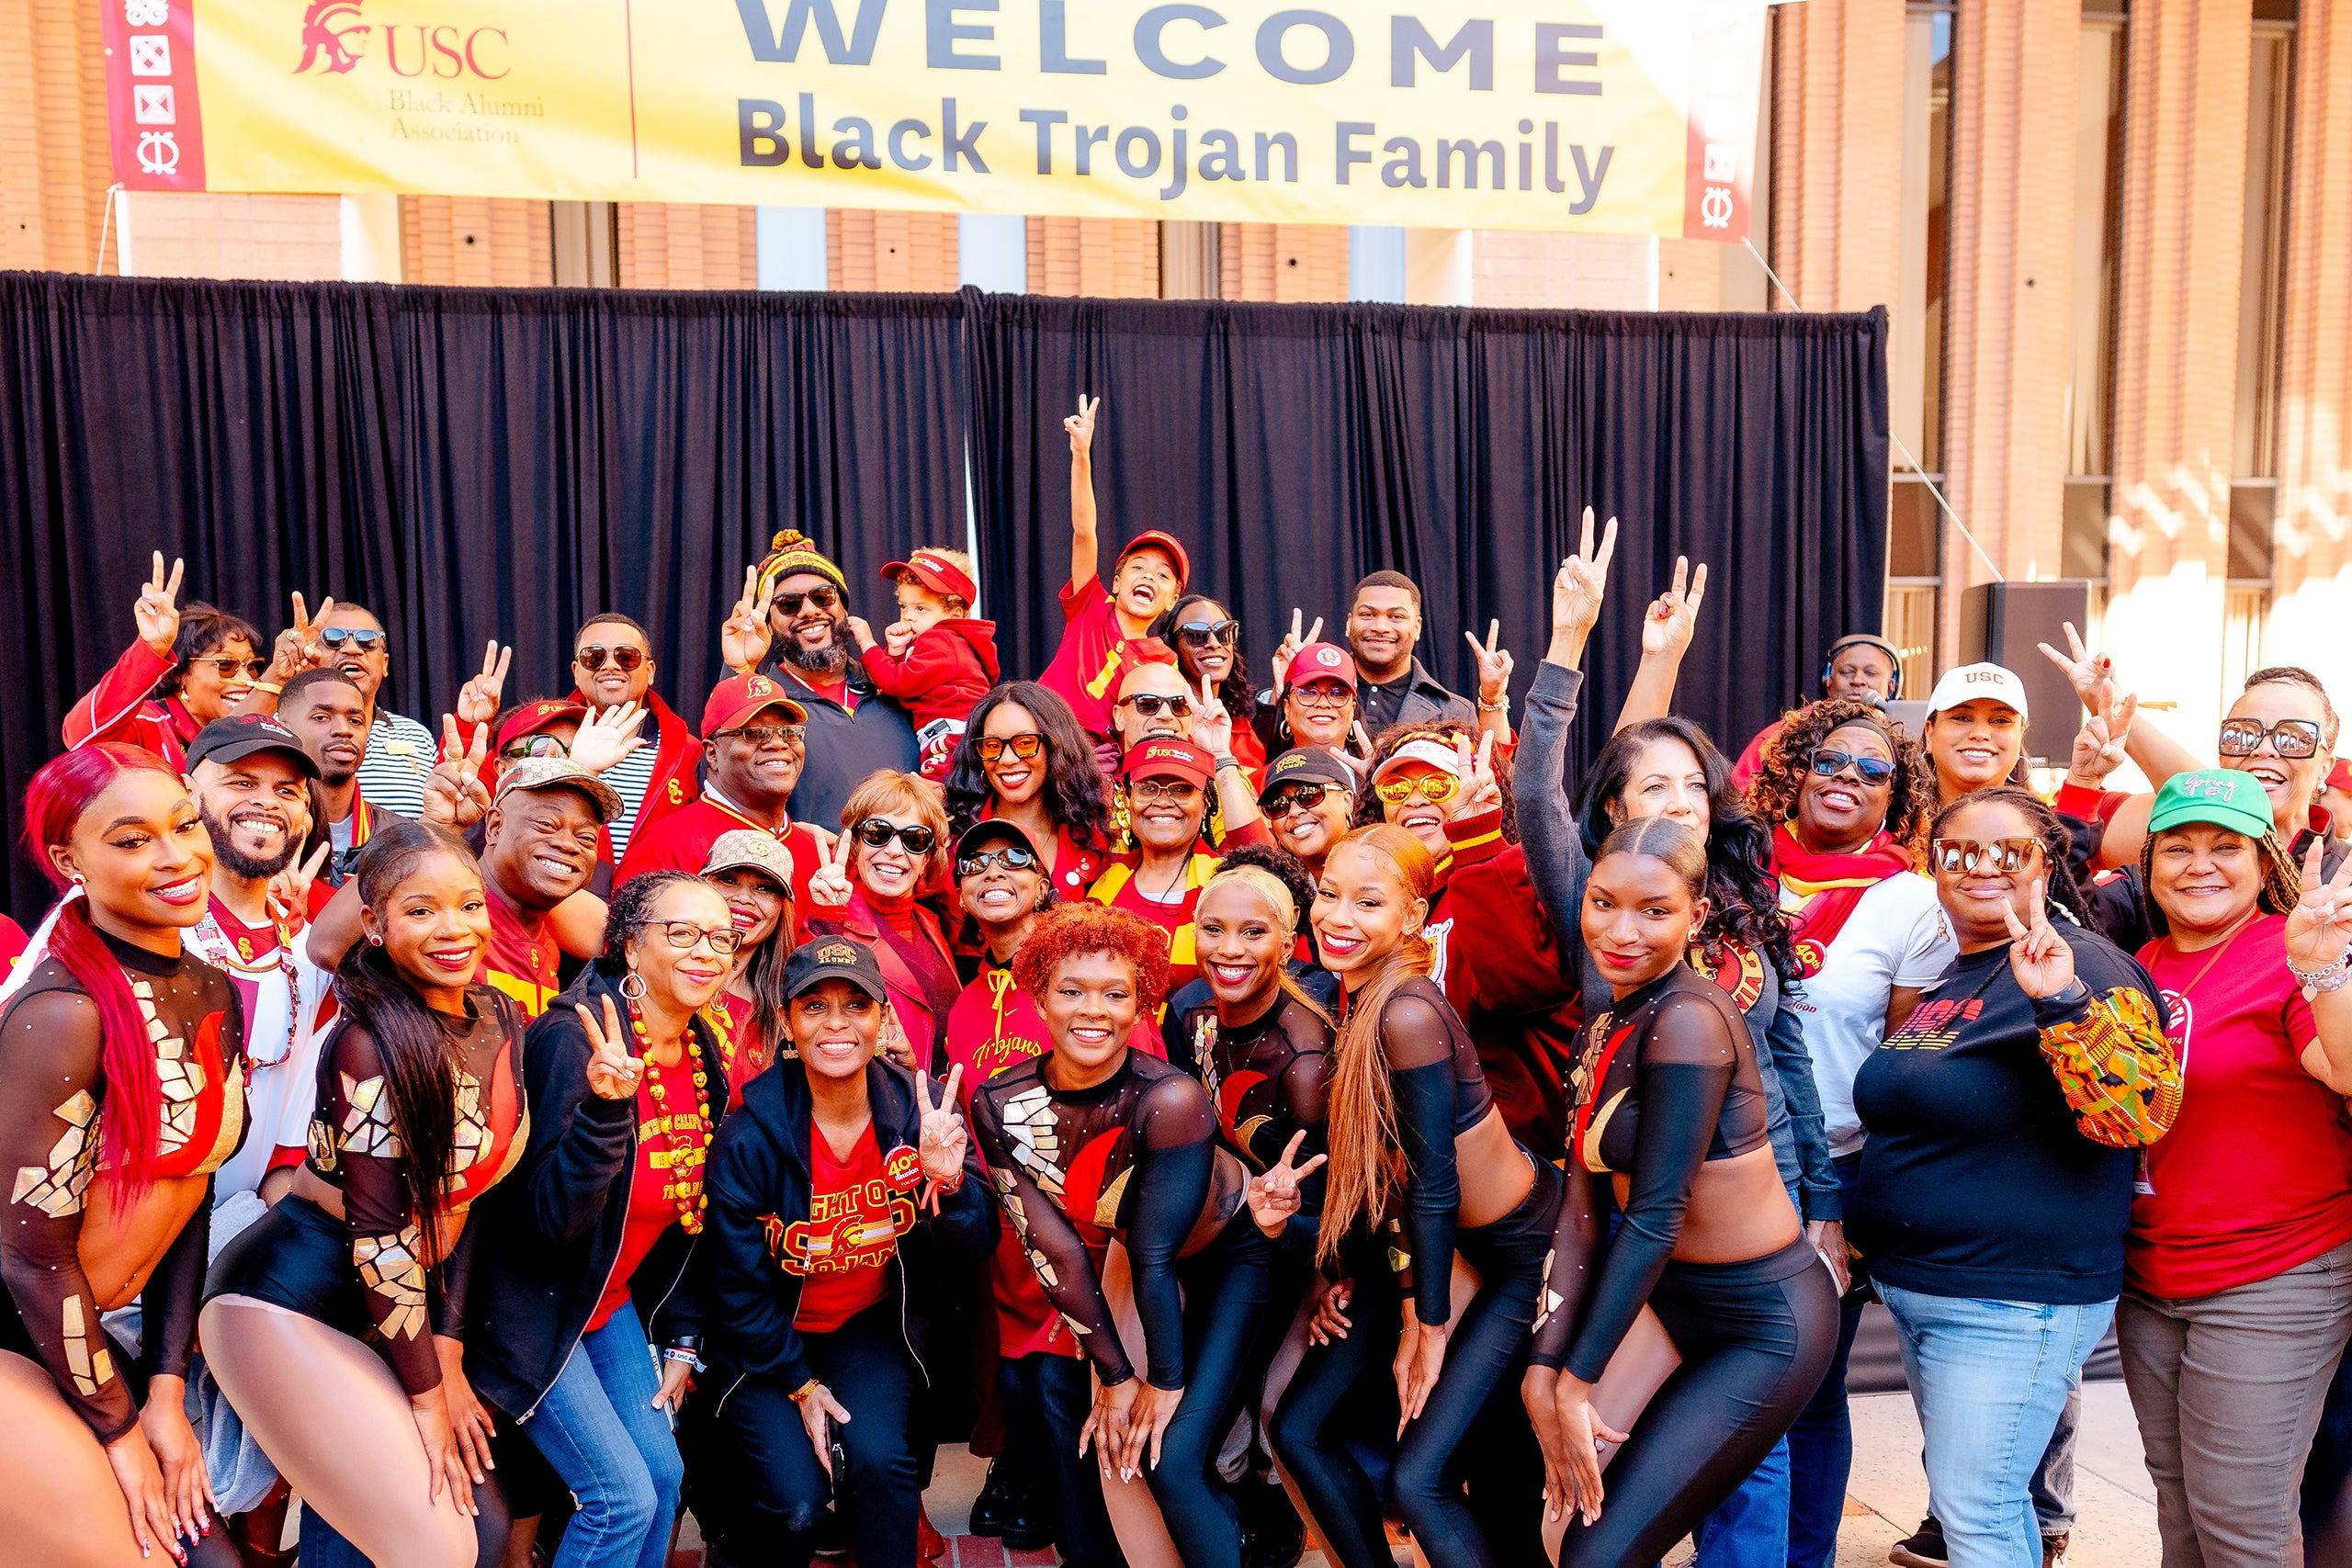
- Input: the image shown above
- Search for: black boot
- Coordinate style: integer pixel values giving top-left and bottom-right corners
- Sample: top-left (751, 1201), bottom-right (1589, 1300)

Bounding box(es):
top-left (969, 1457), bottom-right (1013, 1538)
top-left (1238, 1475), bottom-right (1306, 1568)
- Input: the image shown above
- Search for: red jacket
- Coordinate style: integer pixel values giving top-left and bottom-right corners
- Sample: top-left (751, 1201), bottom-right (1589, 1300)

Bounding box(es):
top-left (64, 639), bottom-right (199, 770)
top-left (860, 619), bottom-right (1001, 728)
top-left (805, 887), bottom-right (957, 1064)
top-left (565, 687), bottom-right (702, 863)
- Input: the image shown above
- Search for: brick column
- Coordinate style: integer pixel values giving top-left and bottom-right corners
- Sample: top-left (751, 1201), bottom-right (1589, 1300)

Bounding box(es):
top-left (617, 204), bottom-right (759, 289)
top-left (0, 0), bottom-right (115, 273)
top-left (1938, 1), bottom-right (2081, 591)
top-left (2267, 0), bottom-right (2352, 701)
top-left (1767, 0), bottom-right (1905, 314)
top-left (2102, 0), bottom-right (2250, 746)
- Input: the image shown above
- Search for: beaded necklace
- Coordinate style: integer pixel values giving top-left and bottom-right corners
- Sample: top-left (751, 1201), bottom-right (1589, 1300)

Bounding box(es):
top-left (628, 999), bottom-right (714, 1234)
top-left (188, 908), bottom-right (301, 1066)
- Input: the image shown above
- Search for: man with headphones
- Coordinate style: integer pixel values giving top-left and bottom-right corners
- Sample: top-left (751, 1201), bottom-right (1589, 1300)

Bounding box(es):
top-left (1729, 633), bottom-right (1905, 794)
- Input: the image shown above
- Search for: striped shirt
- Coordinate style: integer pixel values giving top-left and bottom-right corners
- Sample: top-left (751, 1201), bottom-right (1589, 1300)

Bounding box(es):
top-left (354, 709), bottom-right (436, 822)
top-left (601, 741), bottom-right (662, 860)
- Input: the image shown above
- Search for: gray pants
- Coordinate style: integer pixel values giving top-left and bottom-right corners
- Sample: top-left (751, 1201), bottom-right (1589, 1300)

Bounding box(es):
top-left (2119, 1240), bottom-right (2352, 1568)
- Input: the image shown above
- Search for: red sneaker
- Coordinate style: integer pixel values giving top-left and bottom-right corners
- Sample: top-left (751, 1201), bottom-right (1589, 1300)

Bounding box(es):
top-left (917, 1504), bottom-right (947, 1562)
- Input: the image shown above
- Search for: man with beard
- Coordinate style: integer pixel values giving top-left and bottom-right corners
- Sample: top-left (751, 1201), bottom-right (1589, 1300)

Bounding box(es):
top-left (563, 610), bottom-right (700, 862)
top-left (614, 672), bottom-right (832, 914)
top-left (1346, 570), bottom-right (1511, 745)
top-left (719, 529), bottom-right (917, 827)
top-left (182, 716), bottom-right (335, 1205)
top-left (276, 666), bottom-right (381, 883)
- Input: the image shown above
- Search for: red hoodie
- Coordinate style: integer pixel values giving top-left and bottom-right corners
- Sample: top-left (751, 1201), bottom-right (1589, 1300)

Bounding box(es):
top-left (862, 618), bottom-right (1001, 780)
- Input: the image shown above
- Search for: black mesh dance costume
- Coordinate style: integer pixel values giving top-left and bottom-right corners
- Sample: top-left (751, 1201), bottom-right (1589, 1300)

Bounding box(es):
top-left (1533, 964), bottom-right (1838, 1568)
top-left (973, 1047), bottom-right (1270, 1568)
top-left (1270, 977), bottom-right (1562, 1568)
top-left (1171, 989), bottom-right (1332, 1231)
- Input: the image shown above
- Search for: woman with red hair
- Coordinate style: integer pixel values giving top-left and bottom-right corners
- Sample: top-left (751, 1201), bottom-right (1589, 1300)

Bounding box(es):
top-left (0, 743), bottom-right (247, 1566)
top-left (972, 902), bottom-right (1271, 1568)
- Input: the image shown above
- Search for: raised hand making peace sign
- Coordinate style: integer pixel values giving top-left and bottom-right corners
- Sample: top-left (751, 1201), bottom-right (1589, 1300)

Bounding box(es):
top-left (135, 552), bottom-right (186, 658)
top-left (1246, 1129), bottom-right (1328, 1237)
top-left (805, 829), bottom-right (858, 911)
top-left (1189, 671), bottom-right (1234, 759)
top-left (264, 591), bottom-right (337, 685)
top-left (1549, 507), bottom-right (1619, 670)
top-left (2287, 838), bottom-right (2352, 981)
top-left (2066, 690), bottom-right (2141, 793)
top-left (2000, 878), bottom-right (2077, 1000)
top-left (1464, 618), bottom-right (1514, 708)
top-left (1639, 556), bottom-right (1709, 661)
top-left (1448, 730), bottom-right (1501, 821)
top-left (574, 993), bottom-right (645, 1100)
top-left (1271, 609), bottom-right (1325, 696)
top-left (454, 640), bottom-right (514, 728)
top-left (1064, 392), bottom-right (1100, 457)
top-left (423, 715), bottom-right (493, 829)
top-left (914, 1066), bottom-right (968, 1196)
top-left (721, 564), bottom-right (778, 676)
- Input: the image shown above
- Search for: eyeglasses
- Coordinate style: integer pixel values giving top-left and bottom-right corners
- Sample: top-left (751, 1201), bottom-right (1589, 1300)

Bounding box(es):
top-left (2218, 717), bottom-right (2324, 759)
top-left (1928, 837), bottom-right (2044, 875)
top-left (195, 656), bottom-right (268, 680)
top-left (1115, 693), bottom-right (1193, 718)
top-left (648, 919), bottom-right (744, 956)
top-left (1264, 781), bottom-right (1343, 818)
top-left (976, 733), bottom-right (1046, 763)
top-left (1806, 748), bottom-right (1896, 785)
top-left (1290, 683), bottom-right (1351, 711)
top-left (956, 845), bottom-right (1039, 879)
top-left (500, 734), bottom-right (568, 762)
top-left (1130, 778), bottom-right (1201, 805)
top-left (1373, 771), bottom-right (1459, 806)
top-left (318, 627), bottom-right (385, 651)
top-left (575, 644), bottom-right (646, 671)
top-left (776, 588), bottom-right (841, 615)
top-left (855, 818), bottom-right (938, 855)
top-left (721, 723), bottom-right (807, 748)
top-left (1175, 619), bottom-right (1238, 647)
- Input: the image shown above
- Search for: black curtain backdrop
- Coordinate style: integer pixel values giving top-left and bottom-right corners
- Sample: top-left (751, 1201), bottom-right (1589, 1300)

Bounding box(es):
top-left (0, 271), bottom-right (1884, 919)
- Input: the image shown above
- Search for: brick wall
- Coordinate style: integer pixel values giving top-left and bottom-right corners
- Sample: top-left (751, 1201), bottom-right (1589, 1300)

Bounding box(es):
top-left (400, 197), bottom-right (553, 288)
top-left (1217, 223), bottom-right (1348, 303)
top-left (0, 0), bottom-right (114, 274)
top-left (616, 204), bottom-right (759, 290)
top-left (1473, 232), bottom-right (1654, 310)
top-left (1024, 217), bottom-right (1159, 298)
top-left (1768, 0), bottom-right (1905, 314)
top-left (829, 209), bottom-right (957, 292)
top-left (119, 193), bottom-right (344, 281)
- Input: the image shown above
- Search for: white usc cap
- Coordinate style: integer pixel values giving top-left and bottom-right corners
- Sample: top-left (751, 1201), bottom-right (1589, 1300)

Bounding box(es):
top-left (1925, 662), bottom-right (2029, 720)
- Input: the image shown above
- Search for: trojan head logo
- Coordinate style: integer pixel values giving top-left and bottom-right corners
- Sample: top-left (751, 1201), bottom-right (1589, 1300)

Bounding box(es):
top-left (296, 0), bottom-right (369, 73)
top-left (746, 675), bottom-right (775, 698)
top-left (817, 942), bottom-right (858, 967)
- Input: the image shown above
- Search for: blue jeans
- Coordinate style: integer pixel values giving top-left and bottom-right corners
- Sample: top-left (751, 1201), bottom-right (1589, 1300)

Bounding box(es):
top-left (1686, 1185), bottom-right (1805, 1568)
top-left (1876, 1284), bottom-right (2112, 1568)
top-left (521, 1300), bottom-right (687, 1568)
top-left (1784, 1154), bottom-right (1864, 1568)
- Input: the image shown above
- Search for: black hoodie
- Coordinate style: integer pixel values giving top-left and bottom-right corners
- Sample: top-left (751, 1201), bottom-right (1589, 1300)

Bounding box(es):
top-left (463, 965), bottom-right (735, 1421)
top-left (697, 1053), bottom-right (997, 1393)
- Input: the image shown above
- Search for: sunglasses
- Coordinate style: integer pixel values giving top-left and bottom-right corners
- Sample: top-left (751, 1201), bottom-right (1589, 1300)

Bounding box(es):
top-left (976, 732), bottom-right (1046, 763)
top-left (1806, 748), bottom-right (1896, 785)
top-left (195, 656), bottom-right (268, 680)
top-left (1290, 683), bottom-right (1351, 711)
top-left (1928, 837), bottom-right (2043, 875)
top-left (956, 845), bottom-right (1039, 879)
top-left (1116, 693), bottom-right (1193, 718)
top-left (1264, 781), bottom-right (1344, 817)
top-left (647, 919), bottom-right (744, 956)
top-left (776, 588), bottom-right (841, 615)
top-left (721, 723), bottom-right (807, 748)
top-left (2218, 717), bottom-right (2324, 759)
top-left (1176, 619), bottom-right (1238, 647)
top-left (1130, 777), bottom-right (1201, 805)
top-left (500, 734), bottom-right (568, 762)
top-left (318, 626), bottom-right (385, 651)
top-left (1373, 771), bottom-right (1459, 806)
top-left (855, 818), bottom-right (938, 855)
top-left (575, 643), bottom-right (646, 672)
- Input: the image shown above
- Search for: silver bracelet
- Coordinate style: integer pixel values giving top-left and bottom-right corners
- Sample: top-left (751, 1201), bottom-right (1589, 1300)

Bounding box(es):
top-left (1477, 694), bottom-right (1510, 713)
top-left (2290, 951), bottom-right (2352, 994)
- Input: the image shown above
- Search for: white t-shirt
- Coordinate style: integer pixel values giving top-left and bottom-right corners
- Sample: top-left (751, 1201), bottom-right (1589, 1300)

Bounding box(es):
top-left (1781, 871), bottom-right (1956, 1156)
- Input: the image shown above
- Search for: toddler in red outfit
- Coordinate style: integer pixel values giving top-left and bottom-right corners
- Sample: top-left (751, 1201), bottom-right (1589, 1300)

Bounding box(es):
top-left (852, 547), bottom-right (1001, 782)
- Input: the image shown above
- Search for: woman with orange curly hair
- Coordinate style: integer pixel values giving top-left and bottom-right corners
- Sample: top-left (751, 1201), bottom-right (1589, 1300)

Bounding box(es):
top-left (972, 902), bottom-right (1266, 1568)
top-left (1745, 696), bottom-right (1955, 1561)
top-left (1274, 824), bottom-right (1562, 1568)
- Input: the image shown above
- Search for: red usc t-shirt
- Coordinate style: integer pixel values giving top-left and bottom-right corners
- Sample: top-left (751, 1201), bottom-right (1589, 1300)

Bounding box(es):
top-left (589, 1074), bottom-right (713, 1332)
top-left (768, 1123), bottom-right (918, 1333)
top-left (1037, 578), bottom-right (1168, 739)
top-left (482, 887), bottom-right (561, 1019)
top-left (2132, 915), bottom-right (2352, 1298)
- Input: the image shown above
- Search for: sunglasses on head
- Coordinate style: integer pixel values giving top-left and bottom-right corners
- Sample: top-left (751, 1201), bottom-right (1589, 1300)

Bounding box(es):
top-left (956, 845), bottom-right (1039, 879)
top-left (1176, 619), bottom-right (1238, 647)
top-left (1929, 837), bottom-right (2043, 875)
top-left (1373, 771), bottom-right (1460, 806)
top-left (1264, 781), bottom-right (1343, 817)
top-left (1130, 777), bottom-right (1201, 805)
top-left (646, 919), bottom-right (744, 956)
top-left (318, 626), bottom-right (384, 651)
top-left (2218, 717), bottom-right (2324, 759)
top-left (976, 732), bottom-right (1046, 763)
top-left (500, 734), bottom-right (568, 762)
top-left (1117, 693), bottom-right (1193, 718)
top-left (195, 656), bottom-right (268, 680)
top-left (1806, 748), bottom-right (1896, 785)
top-left (776, 588), bottom-right (841, 615)
top-left (855, 818), bottom-right (938, 855)
top-left (722, 723), bottom-right (807, 748)
top-left (575, 643), bottom-right (646, 672)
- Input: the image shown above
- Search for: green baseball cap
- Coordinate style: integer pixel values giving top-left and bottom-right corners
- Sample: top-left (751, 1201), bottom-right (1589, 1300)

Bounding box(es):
top-left (2147, 769), bottom-right (2274, 839)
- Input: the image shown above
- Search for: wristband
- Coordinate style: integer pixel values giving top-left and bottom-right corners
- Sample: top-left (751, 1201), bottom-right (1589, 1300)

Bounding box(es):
top-left (1477, 694), bottom-right (1510, 713)
top-left (788, 1379), bottom-right (821, 1404)
top-left (1213, 754), bottom-right (1239, 771)
top-left (252, 680), bottom-right (284, 696)
top-left (662, 1348), bottom-right (701, 1369)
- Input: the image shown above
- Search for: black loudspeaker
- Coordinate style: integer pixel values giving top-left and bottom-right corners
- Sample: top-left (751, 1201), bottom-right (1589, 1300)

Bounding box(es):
top-left (1959, 581), bottom-right (2096, 767)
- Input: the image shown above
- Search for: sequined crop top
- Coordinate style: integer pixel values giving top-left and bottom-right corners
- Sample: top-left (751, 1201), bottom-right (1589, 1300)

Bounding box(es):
top-left (1171, 990), bottom-right (1332, 1207)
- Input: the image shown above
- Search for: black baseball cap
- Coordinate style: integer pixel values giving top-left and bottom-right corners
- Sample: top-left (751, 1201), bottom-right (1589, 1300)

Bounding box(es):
top-left (1258, 747), bottom-right (1356, 806)
top-left (953, 818), bottom-right (1045, 872)
top-left (783, 936), bottom-right (888, 1002)
top-left (186, 716), bottom-right (321, 780)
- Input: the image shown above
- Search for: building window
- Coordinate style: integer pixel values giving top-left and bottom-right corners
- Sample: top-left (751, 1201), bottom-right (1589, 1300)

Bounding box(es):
top-left (2224, 15), bottom-right (2293, 702)
top-left (1889, 4), bottom-right (1952, 683)
top-left (2064, 10), bottom-right (2126, 587)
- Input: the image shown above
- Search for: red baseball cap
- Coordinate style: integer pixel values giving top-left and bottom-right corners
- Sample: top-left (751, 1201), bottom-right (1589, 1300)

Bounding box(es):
top-left (1116, 530), bottom-right (1191, 591)
top-left (1286, 642), bottom-right (1358, 693)
top-left (1124, 737), bottom-right (1214, 788)
top-left (2330, 759), bottom-right (2352, 794)
top-left (881, 549), bottom-right (978, 606)
top-left (495, 700), bottom-right (586, 752)
top-left (700, 672), bottom-right (810, 739)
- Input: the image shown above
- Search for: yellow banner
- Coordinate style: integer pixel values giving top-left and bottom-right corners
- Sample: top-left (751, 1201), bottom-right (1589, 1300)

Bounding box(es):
top-left (107, 0), bottom-right (1767, 240)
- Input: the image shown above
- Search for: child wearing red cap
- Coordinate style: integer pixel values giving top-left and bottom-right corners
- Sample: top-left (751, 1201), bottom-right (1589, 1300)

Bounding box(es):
top-left (851, 546), bottom-right (1001, 782)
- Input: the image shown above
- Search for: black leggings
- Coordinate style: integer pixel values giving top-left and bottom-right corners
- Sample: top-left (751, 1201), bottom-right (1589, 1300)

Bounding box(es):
top-left (1000, 1350), bottom-right (1120, 1568)
top-left (1553, 1237), bottom-right (1840, 1568)
top-left (1148, 1215), bottom-right (1275, 1568)
top-left (1274, 1156), bottom-right (1559, 1568)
